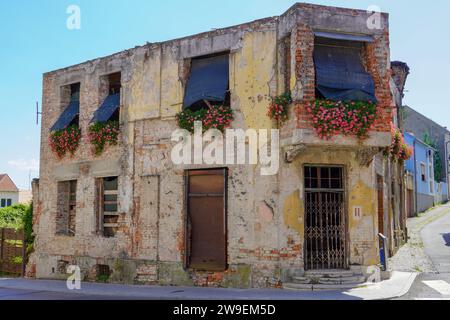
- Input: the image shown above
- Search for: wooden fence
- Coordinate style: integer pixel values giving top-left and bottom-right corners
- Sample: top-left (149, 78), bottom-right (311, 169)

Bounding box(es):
top-left (0, 228), bottom-right (26, 276)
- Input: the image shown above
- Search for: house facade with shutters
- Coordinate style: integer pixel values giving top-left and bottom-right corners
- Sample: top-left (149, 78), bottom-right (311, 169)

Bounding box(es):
top-left (29, 3), bottom-right (406, 288)
top-left (0, 174), bottom-right (19, 208)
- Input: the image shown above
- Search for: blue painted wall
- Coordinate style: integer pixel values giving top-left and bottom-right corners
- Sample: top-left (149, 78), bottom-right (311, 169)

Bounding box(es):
top-left (405, 132), bottom-right (437, 212)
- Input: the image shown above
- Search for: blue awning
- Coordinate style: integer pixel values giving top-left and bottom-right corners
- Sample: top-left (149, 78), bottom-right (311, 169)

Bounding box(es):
top-left (91, 93), bottom-right (120, 123)
top-left (183, 54), bottom-right (229, 108)
top-left (314, 44), bottom-right (377, 102)
top-left (50, 100), bottom-right (79, 131)
top-left (314, 31), bottom-right (374, 43)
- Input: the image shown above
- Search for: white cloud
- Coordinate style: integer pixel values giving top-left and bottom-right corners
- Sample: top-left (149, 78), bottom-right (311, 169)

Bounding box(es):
top-left (8, 159), bottom-right (39, 172)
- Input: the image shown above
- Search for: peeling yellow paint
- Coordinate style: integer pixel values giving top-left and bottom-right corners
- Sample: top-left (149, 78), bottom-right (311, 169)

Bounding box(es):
top-left (231, 31), bottom-right (276, 130)
top-left (283, 190), bottom-right (304, 238)
top-left (348, 180), bottom-right (376, 227)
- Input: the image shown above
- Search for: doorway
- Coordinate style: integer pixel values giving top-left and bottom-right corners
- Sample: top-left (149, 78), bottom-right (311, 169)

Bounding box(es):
top-left (185, 169), bottom-right (227, 271)
top-left (304, 166), bottom-right (347, 270)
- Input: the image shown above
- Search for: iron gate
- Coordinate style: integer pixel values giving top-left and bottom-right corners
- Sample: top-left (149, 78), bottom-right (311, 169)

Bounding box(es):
top-left (304, 166), bottom-right (347, 270)
top-left (0, 228), bottom-right (27, 276)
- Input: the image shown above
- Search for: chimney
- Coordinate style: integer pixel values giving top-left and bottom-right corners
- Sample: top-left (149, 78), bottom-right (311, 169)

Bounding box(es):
top-left (391, 61), bottom-right (410, 98)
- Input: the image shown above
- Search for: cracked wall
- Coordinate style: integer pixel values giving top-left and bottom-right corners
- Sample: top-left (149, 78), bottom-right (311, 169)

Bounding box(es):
top-left (30, 3), bottom-right (394, 288)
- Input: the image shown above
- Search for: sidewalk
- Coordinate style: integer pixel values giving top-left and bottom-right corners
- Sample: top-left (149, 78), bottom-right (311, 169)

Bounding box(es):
top-left (389, 203), bottom-right (450, 273)
top-left (0, 271), bottom-right (417, 300)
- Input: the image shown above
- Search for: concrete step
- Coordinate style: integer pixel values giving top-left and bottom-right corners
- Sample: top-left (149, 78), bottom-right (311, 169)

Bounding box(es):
top-left (304, 269), bottom-right (356, 278)
top-left (312, 283), bottom-right (366, 291)
top-left (283, 281), bottom-right (366, 291)
top-left (283, 282), bottom-right (313, 290)
top-left (291, 275), bottom-right (366, 285)
top-left (316, 276), bottom-right (366, 285)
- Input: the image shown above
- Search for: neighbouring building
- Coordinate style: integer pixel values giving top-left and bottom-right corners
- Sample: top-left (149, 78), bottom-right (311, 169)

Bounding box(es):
top-left (0, 174), bottom-right (19, 208)
top-left (404, 132), bottom-right (448, 215)
top-left (404, 105), bottom-right (450, 188)
top-left (30, 3), bottom-right (406, 288)
top-left (18, 190), bottom-right (33, 204)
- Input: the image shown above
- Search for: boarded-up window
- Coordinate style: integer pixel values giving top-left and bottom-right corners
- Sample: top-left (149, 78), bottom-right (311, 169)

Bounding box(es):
top-left (96, 177), bottom-right (119, 237)
top-left (186, 169), bottom-right (227, 271)
top-left (56, 180), bottom-right (77, 236)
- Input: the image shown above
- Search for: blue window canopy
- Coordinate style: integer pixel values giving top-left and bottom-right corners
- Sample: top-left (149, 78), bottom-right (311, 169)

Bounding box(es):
top-left (91, 93), bottom-right (120, 123)
top-left (314, 41), bottom-right (377, 103)
top-left (50, 100), bottom-right (79, 131)
top-left (183, 54), bottom-right (229, 109)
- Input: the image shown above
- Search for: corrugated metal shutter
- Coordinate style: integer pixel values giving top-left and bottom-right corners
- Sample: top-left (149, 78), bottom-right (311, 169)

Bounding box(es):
top-left (186, 169), bottom-right (227, 271)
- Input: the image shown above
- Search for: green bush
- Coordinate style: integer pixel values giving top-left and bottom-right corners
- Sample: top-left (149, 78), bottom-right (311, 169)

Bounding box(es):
top-left (0, 203), bottom-right (34, 244)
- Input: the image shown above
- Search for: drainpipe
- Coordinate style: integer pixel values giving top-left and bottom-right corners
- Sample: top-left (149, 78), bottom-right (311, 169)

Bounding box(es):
top-left (413, 139), bottom-right (418, 215)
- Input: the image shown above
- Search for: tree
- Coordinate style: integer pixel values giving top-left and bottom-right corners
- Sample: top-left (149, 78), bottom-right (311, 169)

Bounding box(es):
top-left (423, 133), bottom-right (443, 182)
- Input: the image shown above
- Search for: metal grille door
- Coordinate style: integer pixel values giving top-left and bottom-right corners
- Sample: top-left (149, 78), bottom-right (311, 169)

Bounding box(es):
top-left (304, 166), bottom-right (346, 270)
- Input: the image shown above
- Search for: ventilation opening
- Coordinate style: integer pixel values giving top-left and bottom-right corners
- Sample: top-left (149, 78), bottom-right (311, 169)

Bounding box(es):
top-left (57, 260), bottom-right (69, 274)
top-left (96, 264), bottom-right (111, 282)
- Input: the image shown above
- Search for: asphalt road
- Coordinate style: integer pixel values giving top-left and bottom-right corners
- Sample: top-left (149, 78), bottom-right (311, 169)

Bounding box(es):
top-left (398, 208), bottom-right (450, 300)
top-left (0, 287), bottom-right (128, 300)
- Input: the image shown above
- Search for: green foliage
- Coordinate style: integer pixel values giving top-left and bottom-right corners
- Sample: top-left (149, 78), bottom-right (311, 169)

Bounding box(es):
top-left (267, 92), bottom-right (292, 122)
top-left (384, 125), bottom-right (413, 162)
top-left (176, 105), bottom-right (234, 133)
top-left (423, 133), bottom-right (443, 181)
top-left (88, 121), bottom-right (120, 155)
top-left (49, 125), bottom-right (82, 158)
top-left (96, 274), bottom-right (110, 283)
top-left (0, 204), bottom-right (34, 244)
top-left (306, 99), bottom-right (378, 139)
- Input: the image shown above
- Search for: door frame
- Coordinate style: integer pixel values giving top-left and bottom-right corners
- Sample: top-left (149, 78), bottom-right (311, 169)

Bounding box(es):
top-left (302, 164), bottom-right (349, 270)
top-left (183, 168), bottom-right (228, 271)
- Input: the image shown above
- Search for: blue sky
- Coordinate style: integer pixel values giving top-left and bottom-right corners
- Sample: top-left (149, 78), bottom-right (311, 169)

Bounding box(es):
top-left (0, 0), bottom-right (449, 189)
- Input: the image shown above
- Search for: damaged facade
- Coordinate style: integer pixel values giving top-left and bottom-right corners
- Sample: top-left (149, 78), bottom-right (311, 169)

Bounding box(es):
top-left (29, 3), bottom-right (407, 288)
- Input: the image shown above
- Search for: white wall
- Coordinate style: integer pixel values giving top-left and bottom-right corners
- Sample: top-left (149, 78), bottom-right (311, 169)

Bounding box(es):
top-left (0, 191), bottom-right (19, 207)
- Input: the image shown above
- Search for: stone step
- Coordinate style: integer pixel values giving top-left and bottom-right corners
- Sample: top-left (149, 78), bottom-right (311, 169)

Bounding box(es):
top-left (304, 269), bottom-right (356, 278)
top-left (316, 276), bottom-right (366, 284)
top-left (291, 275), bottom-right (366, 285)
top-left (283, 282), bottom-right (313, 290)
top-left (283, 281), bottom-right (366, 291)
top-left (290, 276), bottom-right (311, 284)
top-left (312, 283), bottom-right (366, 291)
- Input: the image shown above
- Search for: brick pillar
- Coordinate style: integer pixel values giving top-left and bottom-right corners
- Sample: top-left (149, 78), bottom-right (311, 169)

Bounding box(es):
top-left (294, 23), bottom-right (315, 130)
top-left (280, 23), bottom-right (315, 141)
top-left (364, 30), bottom-right (393, 133)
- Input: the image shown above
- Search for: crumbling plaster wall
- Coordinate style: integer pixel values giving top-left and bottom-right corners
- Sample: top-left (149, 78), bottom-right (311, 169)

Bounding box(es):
top-left (31, 3), bottom-right (394, 287)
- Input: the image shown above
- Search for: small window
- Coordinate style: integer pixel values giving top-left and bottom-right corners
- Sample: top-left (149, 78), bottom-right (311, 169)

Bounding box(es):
top-left (92, 73), bottom-right (121, 123)
top-left (183, 53), bottom-right (230, 111)
top-left (6, 199), bottom-right (12, 207)
top-left (305, 166), bottom-right (343, 190)
top-left (0, 199), bottom-right (5, 207)
top-left (51, 83), bottom-right (80, 131)
top-left (420, 163), bottom-right (426, 182)
top-left (56, 180), bottom-right (77, 236)
top-left (96, 177), bottom-right (119, 237)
